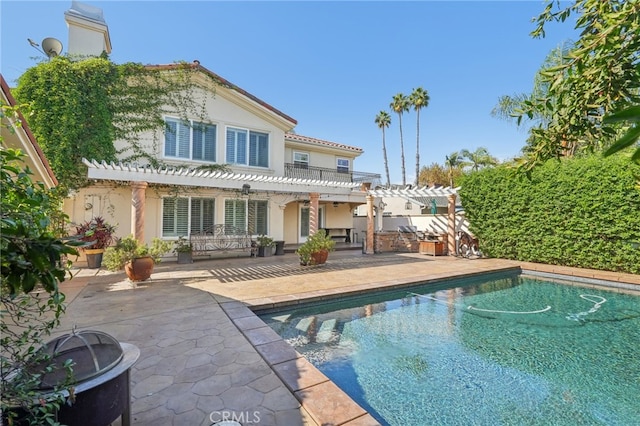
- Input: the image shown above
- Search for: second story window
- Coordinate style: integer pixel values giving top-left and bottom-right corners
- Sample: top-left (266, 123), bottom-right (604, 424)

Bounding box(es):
top-left (226, 128), bottom-right (269, 168)
top-left (164, 118), bottom-right (216, 162)
top-left (293, 152), bottom-right (309, 169)
top-left (337, 158), bottom-right (350, 173)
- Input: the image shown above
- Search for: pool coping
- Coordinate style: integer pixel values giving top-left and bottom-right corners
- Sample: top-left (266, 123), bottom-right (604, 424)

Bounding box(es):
top-left (220, 262), bottom-right (639, 426)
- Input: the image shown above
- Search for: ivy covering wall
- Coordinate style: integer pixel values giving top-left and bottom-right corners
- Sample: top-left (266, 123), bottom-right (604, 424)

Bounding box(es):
top-left (459, 155), bottom-right (640, 274)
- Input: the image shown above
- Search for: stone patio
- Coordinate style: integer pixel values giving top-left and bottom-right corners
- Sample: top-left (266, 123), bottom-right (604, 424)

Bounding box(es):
top-left (54, 250), bottom-right (640, 425)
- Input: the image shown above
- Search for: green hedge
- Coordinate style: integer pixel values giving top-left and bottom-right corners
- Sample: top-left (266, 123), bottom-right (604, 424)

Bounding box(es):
top-left (459, 155), bottom-right (640, 274)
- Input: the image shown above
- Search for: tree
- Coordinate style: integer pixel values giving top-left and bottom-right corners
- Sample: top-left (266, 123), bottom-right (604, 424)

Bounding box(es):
top-left (409, 87), bottom-right (430, 187)
top-left (417, 163), bottom-right (448, 187)
top-left (390, 93), bottom-right (410, 186)
top-left (1, 103), bottom-right (80, 422)
top-left (515, 0), bottom-right (640, 168)
top-left (374, 110), bottom-right (392, 188)
top-left (444, 151), bottom-right (466, 187)
top-left (460, 147), bottom-right (499, 171)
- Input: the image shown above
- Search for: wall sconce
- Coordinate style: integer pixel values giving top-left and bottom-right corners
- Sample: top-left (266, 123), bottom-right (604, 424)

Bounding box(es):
top-left (303, 200), bottom-right (310, 207)
top-left (333, 202), bottom-right (339, 208)
top-left (405, 201), bottom-right (412, 210)
top-left (241, 184), bottom-right (251, 196)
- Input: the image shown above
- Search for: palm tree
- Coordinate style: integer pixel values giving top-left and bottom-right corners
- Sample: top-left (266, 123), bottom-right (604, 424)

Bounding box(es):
top-left (374, 111), bottom-right (392, 188)
top-left (409, 87), bottom-right (430, 186)
top-left (390, 93), bottom-right (410, 186)
top-left (460, 147), bottom-right (499, 171)
top-left (444, 151), bottom-right (465, 187)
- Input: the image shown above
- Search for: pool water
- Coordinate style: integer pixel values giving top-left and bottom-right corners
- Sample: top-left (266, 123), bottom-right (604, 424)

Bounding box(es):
top-left (259, 273), bottom-right (640, 426)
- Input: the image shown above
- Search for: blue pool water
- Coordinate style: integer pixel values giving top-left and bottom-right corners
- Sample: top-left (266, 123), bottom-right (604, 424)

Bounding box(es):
top-left (258, 273), bottom-right (640, 425)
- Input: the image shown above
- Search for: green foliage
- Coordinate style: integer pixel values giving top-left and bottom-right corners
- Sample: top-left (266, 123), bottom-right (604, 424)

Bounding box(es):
top-left (103, 235), bottom-right (172, 271)
top-left (459, 155), bottom-right (640, 274)
top-left (256, 235), bottom-right (275, 247)
top-left (514, 0), bottom-right (640, 169)
top-left (296, 229), bottom-right (336, 266)
top-left (0, 143), bottom-right (79, 424)
top-left (173, 236), bottom-right (192, 254)
top-left (13, 57), bottom-right (208, 191)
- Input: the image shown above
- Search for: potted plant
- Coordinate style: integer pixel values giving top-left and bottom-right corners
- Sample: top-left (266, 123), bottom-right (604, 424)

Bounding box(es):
top-left (296, 229), bottom-right (336, 265)
top-left (256, 235), bottom-right (275, 257)
top-left (174, 236), bottom-right (193, 264)
top-left (74, 217), bottom-right (116, 269)
top-left (103, 235), bottom-right (172, 281)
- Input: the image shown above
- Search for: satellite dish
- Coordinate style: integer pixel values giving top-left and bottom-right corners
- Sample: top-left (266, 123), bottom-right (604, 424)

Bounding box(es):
top-left (41, 38), bottom-right (63, 58)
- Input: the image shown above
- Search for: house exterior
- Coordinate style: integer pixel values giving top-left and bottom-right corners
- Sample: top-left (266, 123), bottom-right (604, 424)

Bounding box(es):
top-left (60, 3), bottom-right (379, 261)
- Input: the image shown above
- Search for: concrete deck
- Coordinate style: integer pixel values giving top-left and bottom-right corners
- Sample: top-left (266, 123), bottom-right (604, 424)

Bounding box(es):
top-left (55, 250), bottom-right (640, 425)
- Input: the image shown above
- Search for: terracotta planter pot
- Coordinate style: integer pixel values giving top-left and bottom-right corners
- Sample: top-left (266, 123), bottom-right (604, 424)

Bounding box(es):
top-left (124, 256), bottom-right (154, 281)
top-left (310, 249), bottom-right (329, 265)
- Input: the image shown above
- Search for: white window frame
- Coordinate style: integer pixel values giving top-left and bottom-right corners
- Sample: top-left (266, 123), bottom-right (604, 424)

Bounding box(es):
top-left (161, 196), bottom-right (215, 238)
top-left (337, 158), bottom-right (350, 173)
top-left (293, 151), bottom-right (309, 169)
top-left (226, 127), bottom-right (269, 168)
top-left (164, 117), bottom-right (217, 163)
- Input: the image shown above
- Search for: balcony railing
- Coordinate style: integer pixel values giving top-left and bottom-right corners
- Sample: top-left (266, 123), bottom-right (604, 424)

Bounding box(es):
top-left (284, 163), bottom-right (381, 185)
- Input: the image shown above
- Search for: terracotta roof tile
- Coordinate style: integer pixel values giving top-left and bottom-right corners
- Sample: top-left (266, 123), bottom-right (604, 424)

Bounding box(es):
top-left (285, 133), bottom-right (363, 153)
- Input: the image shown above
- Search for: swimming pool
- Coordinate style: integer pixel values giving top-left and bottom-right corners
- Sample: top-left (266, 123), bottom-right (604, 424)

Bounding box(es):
top-left (258, 272), bottom-right (640, 425)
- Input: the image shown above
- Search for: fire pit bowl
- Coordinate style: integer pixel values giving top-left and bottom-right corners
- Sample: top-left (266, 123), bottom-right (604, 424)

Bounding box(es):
top-left (25, 329), bottom-right (139, 426)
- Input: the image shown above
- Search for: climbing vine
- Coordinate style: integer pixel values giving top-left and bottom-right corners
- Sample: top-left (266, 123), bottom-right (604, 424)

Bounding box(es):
top-left (14, 57), bottom-right (215, 191)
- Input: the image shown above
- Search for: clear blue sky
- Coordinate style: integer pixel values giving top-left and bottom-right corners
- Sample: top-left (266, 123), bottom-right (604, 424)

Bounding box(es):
top-left (1, 1), bottom-right (578, 185)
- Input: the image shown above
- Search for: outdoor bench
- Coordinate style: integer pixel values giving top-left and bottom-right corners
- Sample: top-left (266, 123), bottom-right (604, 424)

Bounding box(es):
top-left (190, 225), bottom-right (255, 257)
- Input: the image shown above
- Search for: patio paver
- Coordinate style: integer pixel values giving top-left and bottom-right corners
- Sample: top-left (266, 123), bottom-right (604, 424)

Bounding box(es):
top-left (54, 250), bottom-right (638, 425)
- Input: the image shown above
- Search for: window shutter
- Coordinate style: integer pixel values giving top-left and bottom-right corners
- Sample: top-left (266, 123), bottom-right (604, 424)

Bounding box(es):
top-left (162, 198), bottom-right (188, 237)
top-left (204, 125), bottom-right (216, 162)
top-left (249, 132), bottom-right (268, 167)
top-left (237, 131), bottom-right (247, 165)
top-left (165, 120), bottom-right (177, 156)
top-left (190, 198), bottom-right (215, 233)
top-left (226, 129), bottom-right (236, 163)
top-left (178, 122), bottom-right (190, 159)
top-left (224, 199), bottom-right (246, 230)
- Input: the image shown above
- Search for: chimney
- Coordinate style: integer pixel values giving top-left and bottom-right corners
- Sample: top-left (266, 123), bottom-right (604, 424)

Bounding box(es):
top-left (64, 1), bottom-right (111, 57)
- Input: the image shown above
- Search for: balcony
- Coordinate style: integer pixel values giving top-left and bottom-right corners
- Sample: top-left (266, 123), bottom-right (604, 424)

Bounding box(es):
top-left (284, 163), bottom-right (381, 185)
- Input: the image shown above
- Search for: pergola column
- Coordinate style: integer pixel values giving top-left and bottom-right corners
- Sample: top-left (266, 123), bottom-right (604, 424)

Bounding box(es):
top-left (447, 194), bottom-right (456, 255)
top-left (366, 194), bottom-right (375, 254)
top-left (131, 181), bottom-right (148, 243)
top-left (309, 192), bottom-right (320, 235)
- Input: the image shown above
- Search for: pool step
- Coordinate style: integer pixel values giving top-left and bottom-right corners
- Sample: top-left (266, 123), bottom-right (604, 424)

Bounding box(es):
top-left (316, 319), bottom-right (337, 343)
top-left (295, 316), bottom-right (315, 333)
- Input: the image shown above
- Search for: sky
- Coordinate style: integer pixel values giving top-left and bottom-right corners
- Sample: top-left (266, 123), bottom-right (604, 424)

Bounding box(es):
top-left (1, 1), bottom-right (579, 185)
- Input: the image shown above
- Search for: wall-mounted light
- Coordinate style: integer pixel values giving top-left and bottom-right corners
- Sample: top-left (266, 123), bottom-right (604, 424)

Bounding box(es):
top-left (333, 202), bottom-right (339, 208)
top-left (241, 184), bottom-right (251, 196)
top-left (303, 200), bottom-right (310, 207)
top-left (405, 201), bottom-right (412, 210)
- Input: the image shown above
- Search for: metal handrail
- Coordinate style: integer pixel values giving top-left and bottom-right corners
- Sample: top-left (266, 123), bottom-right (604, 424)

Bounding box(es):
top-left (284, 163), bottom-right (380, 184)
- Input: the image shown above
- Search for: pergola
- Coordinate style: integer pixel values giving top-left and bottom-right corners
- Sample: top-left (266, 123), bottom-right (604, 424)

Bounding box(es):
top-left (365, 186), bottom-right (460, 255)
top-left (83, 160), bottom-right (460, 253)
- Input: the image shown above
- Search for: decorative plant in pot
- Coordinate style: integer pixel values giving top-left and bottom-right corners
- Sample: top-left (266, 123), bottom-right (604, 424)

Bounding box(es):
top-left (256, 235), bottom-right (275, 257)
top-left (174, 236), bottom-right (193, 264)
top-left (74, 217), bottom-right (116, 269)
top-left (102, 235), bottom-right (172, 281)
top-left (296, 229), bottom-right (336, 265)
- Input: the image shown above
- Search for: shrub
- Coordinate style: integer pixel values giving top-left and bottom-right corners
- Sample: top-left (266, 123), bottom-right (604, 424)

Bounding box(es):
top-left (459, 155), bottom-right (640, 274)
